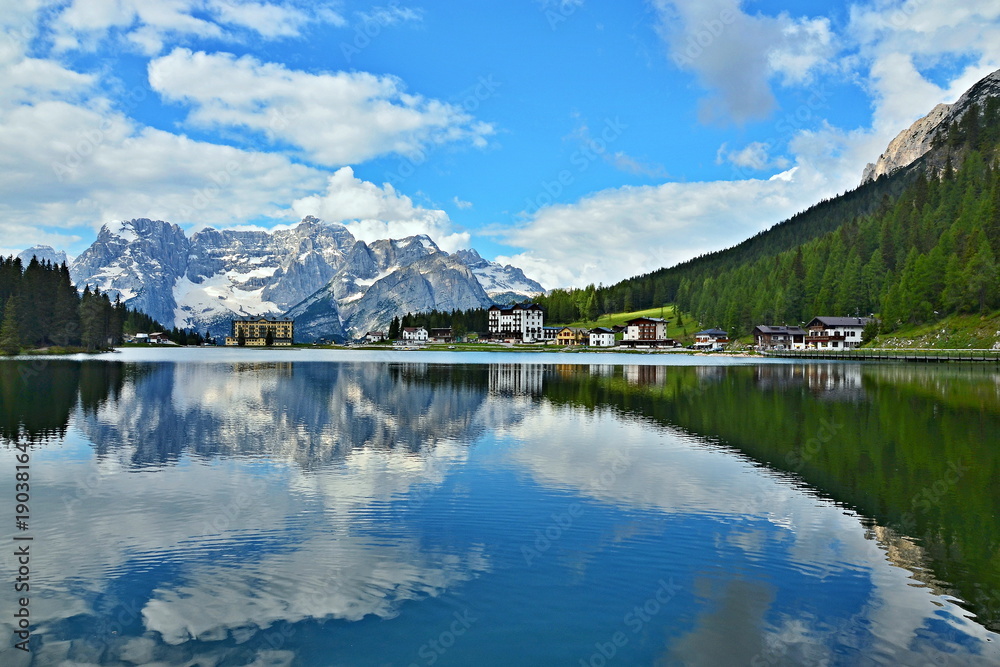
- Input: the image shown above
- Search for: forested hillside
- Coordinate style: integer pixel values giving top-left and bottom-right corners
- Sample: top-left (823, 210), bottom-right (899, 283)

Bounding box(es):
top-left (534, 96), bottom-right (1000, 335)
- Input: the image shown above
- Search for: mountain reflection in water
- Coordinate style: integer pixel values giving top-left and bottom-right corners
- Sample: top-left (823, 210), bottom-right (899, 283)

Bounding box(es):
top-left (1, 357), bottom-right (998, 666)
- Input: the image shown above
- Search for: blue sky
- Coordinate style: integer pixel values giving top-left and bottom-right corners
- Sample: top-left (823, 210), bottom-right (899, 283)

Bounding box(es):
top-left (2, 1), bottom-right (1000, 288)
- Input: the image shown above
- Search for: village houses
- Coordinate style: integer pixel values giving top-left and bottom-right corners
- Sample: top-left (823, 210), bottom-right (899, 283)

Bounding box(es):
top-left (588, 327), bottom-right (616, 347)
top-left (804, 316), bottom-right (872, 349)
top-left (693, 328), bottom-right (730, 350)
top-left (620, 317), bottom-right (676, 348)
top-left (557, 326), bottom-right (589, 346)
top-left (754, 317), bottom-right (873, 350)
top-left (753, 325), bottom-right (807, 350)
top-left (401, 326), bottom-right (429, 344)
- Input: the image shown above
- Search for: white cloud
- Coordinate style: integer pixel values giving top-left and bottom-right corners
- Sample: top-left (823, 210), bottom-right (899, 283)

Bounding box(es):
top-left (48, 0), bottom-right (340, 55)
top-left (211, 0), bottom-right (321, 38)
top-left (148, 49), bottom-right (495, 166)
top-left (716, 141), bottom-right (789, 172)
top-left (496, 175), bottom-right (818, 289)
top-left (848, 1), bottom-right (1000, 135)
top-left (453, 196), bottom-right (473, 209)
top-left (652, 0), bottom-right (836, 124)
top-left (0, 97), bottom-right (326, 247)
top-left (291, 167), bottom-right (471, 252)
top-left (356, 3), bottom-right (423, 27)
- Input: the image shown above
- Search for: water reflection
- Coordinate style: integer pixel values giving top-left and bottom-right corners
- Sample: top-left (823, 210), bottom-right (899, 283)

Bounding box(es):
top-left (1, 358), bottom-right (998, 665)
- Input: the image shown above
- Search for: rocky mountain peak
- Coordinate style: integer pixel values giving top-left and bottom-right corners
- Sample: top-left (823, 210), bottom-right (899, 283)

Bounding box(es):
top-left (68, 215), bottom-right (544, 342)
top-left (861, 68), bottom-right (1000, 184)
top-left (17, 245), bottom-right (69, 267)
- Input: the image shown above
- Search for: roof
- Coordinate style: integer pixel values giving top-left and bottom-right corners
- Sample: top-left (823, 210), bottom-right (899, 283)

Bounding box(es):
top-left (626, 317), bottom-right (668, 324)
top-left (488, 303), bottom-right (543, 312)
top-left (808, 316), bottom-right (873, 327)
top-left (233, 316), bottom-right (293, 323)
top-left (590, 327), bottom-right (615, 334)
top-left (366, 331), bottom-right (385, 335)
top-left (402, 327), bottom-right (426, 332)
top-left (696, 328), bottom-right (728, 336)
top-left (753, 325), bottom-right (807, 335)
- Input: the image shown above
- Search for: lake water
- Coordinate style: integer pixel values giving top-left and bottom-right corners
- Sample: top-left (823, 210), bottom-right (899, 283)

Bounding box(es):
top-left (2, 349), bottom-right (999, 666)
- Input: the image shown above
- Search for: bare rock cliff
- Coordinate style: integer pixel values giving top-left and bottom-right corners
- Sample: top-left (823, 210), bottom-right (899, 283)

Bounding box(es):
top-left (861, 103), bottom-right (952, 183)
top-left (861, 68), bottom-right (1000, 184)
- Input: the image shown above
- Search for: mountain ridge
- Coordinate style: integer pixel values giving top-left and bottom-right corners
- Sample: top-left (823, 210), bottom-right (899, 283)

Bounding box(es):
top-left (66, 217), bottom-right (542, 341)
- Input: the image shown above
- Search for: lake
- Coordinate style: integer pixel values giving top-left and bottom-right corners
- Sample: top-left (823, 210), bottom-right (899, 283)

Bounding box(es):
top-left (2, 349), bottom-right (999, 666)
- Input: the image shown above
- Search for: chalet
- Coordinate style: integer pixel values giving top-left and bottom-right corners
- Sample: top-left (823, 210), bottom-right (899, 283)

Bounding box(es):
top-left (556, 327), bottom-right (589, 346)
top-left (147, 332), bottom-right (169, 344)
top-left (487, 303), bottom-right (545, 342)
top-left (620, 317), bottom-right (675, 348)
top-left (402, 327), bottom-right (429, 344)
top-left (365, 331), bottom-right (386, 343)
top-left (693, 328), bottom-right (729, 350)
top-left (589, 327), bottom-right (616, 347)
top-left (429, 328), bottom-right (454, 343)
top-left (805, 316), bottom-right (872, 349)
top-left (753, 325), bottom-right (806, 350)
top-left (225, 317), bottom-right (294, 346)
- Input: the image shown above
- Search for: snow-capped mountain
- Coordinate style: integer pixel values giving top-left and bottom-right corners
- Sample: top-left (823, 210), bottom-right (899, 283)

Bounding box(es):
top-left (69, 217), bottom-right (537, 341)
top-left (452, 248), bottom-right (544, 302)
top-left (17, 245), bottom-right (70, 267)
top-left (287, 237), bottom-right (493, 341)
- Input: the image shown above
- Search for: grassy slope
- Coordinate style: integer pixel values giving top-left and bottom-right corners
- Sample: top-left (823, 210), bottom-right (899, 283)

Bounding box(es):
top-left (557, 306), bottom-right (702, 341)
top-left (867, 311), bottom-right (1000, 349)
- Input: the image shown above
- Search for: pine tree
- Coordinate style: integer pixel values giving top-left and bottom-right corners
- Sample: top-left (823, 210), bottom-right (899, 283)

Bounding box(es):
top-left (52, 262), bottom-right (80, 345)
top-left (388, 316), bottom-right (400, 339)
top-left (79, 286), bottom-right (111, 351)
top-left (963, 235), bottom-right (997, 312)
top-left (0, 296), bottom-right (21, 355)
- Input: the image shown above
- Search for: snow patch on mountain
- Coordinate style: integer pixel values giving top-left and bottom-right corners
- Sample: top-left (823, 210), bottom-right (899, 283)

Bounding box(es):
top-left (69, 216), bottom-right (544, 342)
top-left (452, 248), bottom-right (544, 298)
top-left (17, 245), bottom-right (70, 266)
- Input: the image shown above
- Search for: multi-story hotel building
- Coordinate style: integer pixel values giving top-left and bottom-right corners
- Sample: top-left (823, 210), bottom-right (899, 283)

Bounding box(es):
top-left (225, 317), bottom-right (295, 346)
top-left (487, 303), bottom-right (545, 342)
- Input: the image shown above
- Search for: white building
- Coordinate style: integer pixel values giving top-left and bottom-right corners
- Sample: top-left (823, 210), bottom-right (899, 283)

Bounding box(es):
top-left (402, 327), bottom-right (428, 343)
top-left (693, 328), bottom-right (729, 350)
top-left (805, 317), bottom-right (872, 349)
top-left (487, 303), bottom-right (545, 342)
top-left (365, 331), bottom-right (386, 343)
top-left (589, 327), bottom-right (616, 347)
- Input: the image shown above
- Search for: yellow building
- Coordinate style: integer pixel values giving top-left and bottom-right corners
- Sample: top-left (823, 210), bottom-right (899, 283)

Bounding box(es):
top-left (556, 327), bottom-right (588, 346)
top-left (225, 317), bottom-right (294, 346)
